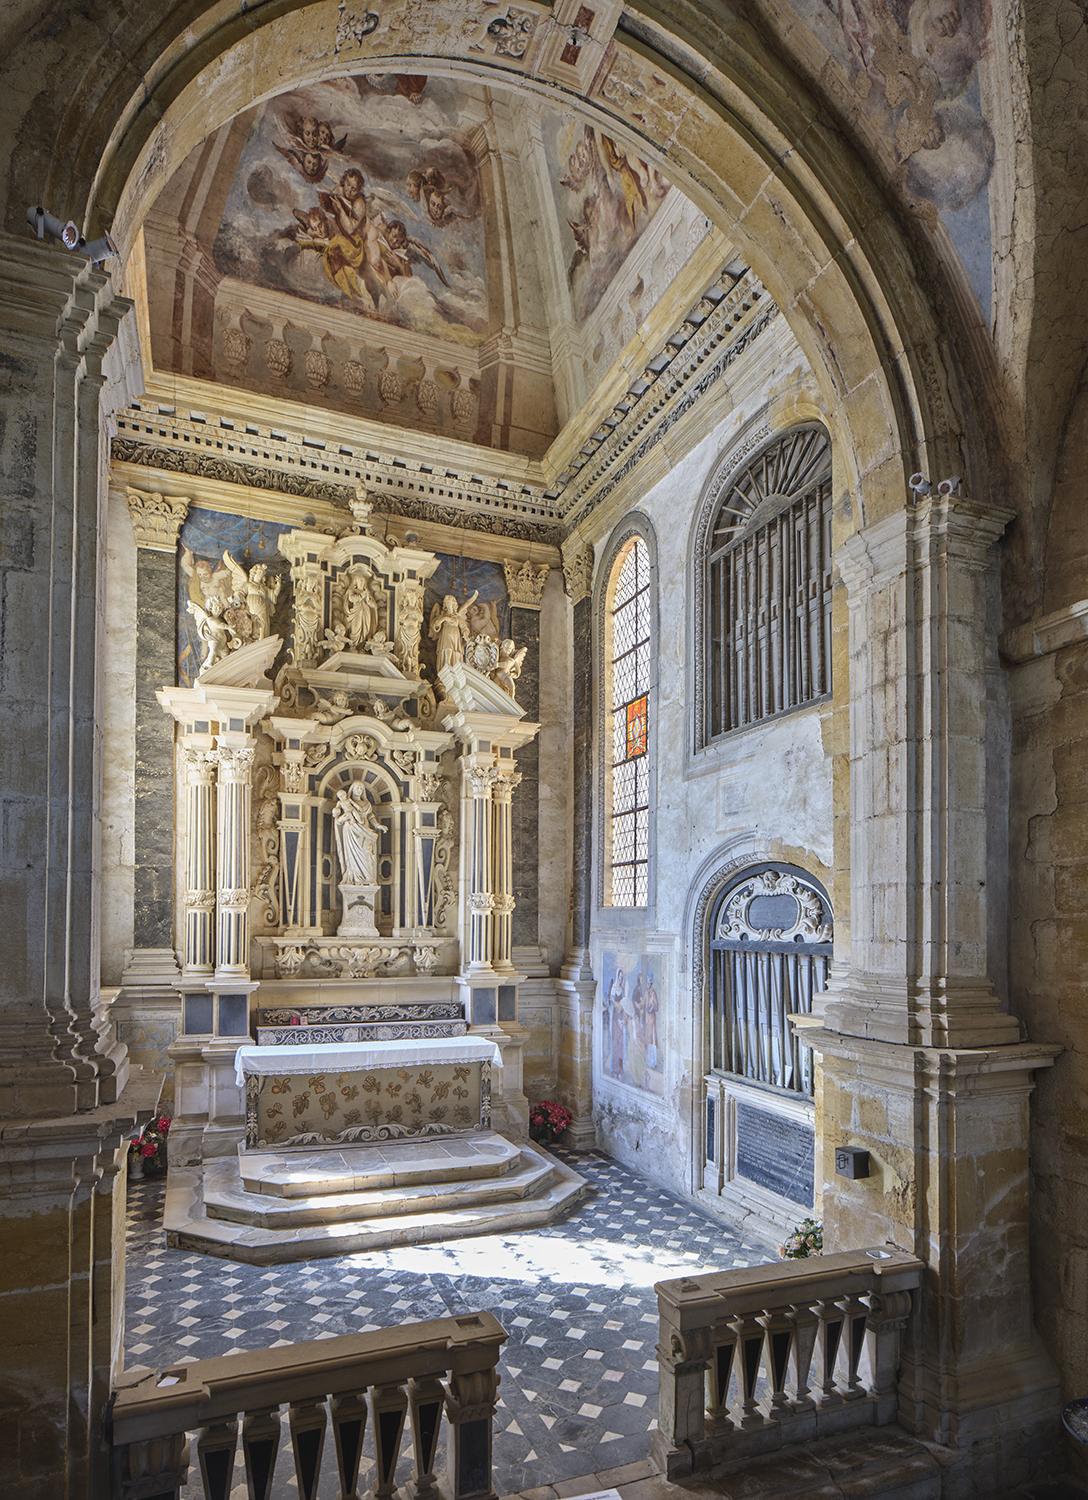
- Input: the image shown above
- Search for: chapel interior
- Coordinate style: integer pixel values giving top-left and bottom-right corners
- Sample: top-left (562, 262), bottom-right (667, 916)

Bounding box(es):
top-left (1, 2), bottom-right (1087, 1499)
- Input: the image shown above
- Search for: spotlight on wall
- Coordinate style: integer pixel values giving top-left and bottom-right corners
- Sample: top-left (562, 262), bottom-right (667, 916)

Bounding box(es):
top-left (908, 472), bottom-right (932, 496)
top-left (26, 206), bottom-right (117, 265)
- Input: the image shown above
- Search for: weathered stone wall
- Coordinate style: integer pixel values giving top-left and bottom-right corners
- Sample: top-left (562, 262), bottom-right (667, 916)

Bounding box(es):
top-left (587, 408), bottom-right (834, 1198)
top-left (100, 490), bottom-right (136, 984)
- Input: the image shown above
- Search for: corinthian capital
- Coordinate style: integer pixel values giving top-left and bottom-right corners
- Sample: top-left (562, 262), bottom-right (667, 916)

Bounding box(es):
top-left (561, 540), bottom-right (594, 603)
top-left (503, 558), bottom-right (550, 610)
top-left (217, 745), bottom-right (256, 782)
top-left (125, 487), bottom-right (190, 552)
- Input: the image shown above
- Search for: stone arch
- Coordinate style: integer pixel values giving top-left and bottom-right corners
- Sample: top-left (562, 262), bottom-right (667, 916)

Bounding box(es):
top-left (0, 0), bottom-right (977, 531)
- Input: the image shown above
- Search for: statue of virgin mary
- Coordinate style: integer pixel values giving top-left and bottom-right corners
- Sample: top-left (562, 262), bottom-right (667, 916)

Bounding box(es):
top-left (332, 783), bottom-right (381, 887)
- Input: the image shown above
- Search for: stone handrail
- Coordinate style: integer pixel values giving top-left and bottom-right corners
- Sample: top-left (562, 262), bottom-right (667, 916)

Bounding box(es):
top-left (653, 1247), bottom-right (923, 1478)
top-left (111, 1311), bottom-right (506, 1500)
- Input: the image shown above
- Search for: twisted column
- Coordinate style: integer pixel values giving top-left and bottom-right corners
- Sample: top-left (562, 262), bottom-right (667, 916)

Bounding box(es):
top-left (181, 740), bottom-right (218, 975)
top-left (215, 742), bottom-right (256, 976)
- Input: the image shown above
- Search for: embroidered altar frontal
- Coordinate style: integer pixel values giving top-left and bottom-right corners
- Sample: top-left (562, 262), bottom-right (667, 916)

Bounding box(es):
top-left (246, 1060), bottom-right (490, 1148)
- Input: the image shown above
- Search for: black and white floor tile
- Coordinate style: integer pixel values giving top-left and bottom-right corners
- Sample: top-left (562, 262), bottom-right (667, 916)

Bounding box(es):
top-left (124, 1150), bottom-right (773, 1497)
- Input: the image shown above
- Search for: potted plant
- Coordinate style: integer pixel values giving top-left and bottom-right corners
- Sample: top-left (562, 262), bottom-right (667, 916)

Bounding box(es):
top-left (779, 1217), bottom-right (823, 1259)
top-left (128, 1115), bottom-right (172, 1181)
top-left (528, 1100), bottom-right (573, 1146)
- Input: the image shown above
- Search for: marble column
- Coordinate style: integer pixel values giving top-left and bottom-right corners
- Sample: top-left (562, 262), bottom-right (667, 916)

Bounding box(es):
top-left (491, 767), bottom-right (521, 973)
top-left (555, 541), bottom-right (596, 1149)
top-left (503, 559), bottom-right (548, 953)
top-left (461, 758), bottom-right (497, 973)
top-left (181, 737), bottom-right (218, 975)
top-left (123, 488), bottom-right (188, 986)
top-left (215, 740), bottom-right (256, 976)
top-left (806, 488), bottom-right (1061, 1493)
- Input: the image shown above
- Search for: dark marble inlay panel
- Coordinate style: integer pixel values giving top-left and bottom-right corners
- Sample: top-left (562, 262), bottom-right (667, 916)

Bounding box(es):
top-left (571, 596), bottom-right (593, 953)
top-left (134, 548), bottom-right (179, 948)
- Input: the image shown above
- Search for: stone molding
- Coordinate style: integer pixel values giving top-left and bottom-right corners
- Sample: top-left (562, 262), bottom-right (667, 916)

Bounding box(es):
top-left (124, 485), bottom-right (189, 551)
top-left (502, 558), bottom-right (550, 609)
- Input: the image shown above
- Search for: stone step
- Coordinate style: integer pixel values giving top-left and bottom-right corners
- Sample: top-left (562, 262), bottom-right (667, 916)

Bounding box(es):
top-left (163, 1145), bottom-right (588, 1263)
top-left (207, 1152), bottom-right (556, 1228)
top-left (239, 1132), bottom-right (522, 1198)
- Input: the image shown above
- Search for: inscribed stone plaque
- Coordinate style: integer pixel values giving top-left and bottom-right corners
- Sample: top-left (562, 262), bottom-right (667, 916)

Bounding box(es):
top-left (735, 1100), bottom-right (814, 1206)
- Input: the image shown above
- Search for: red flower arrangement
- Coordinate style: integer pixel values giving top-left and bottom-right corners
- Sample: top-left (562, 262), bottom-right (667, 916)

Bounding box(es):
top-left (129, 1115), bottom-right (172, 1178)
top-left (529, 1100), bottom-right (572, 1145)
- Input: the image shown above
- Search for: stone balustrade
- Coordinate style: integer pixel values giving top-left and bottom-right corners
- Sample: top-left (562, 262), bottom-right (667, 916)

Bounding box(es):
top-left (111, 1311), bottom-right (505, 1500)
top-left (654, 1247), bottom-right (923, 1478)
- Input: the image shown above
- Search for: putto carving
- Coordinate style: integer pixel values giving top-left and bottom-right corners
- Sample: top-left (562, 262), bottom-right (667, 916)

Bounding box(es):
top-left (491, 639), bottom-right (527, 699)
top-left (125, 488), bottom-right (189, 552)
top-left (503, 558), bottom-right (549, 609)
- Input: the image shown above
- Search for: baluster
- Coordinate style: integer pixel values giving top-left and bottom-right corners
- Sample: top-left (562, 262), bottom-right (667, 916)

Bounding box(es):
top-left (409, 1375), bottom-right (446, 1496)
top-left (865, 1289), bottom-right (914, 1424)
top-left (729, 1314), bottom-right (766, 1429)
top-left (707, 1330), bottom-right (736, 1426)
top-left (786, 1302), bottom-right (819, 1411)
top-left (837, 1293), bottom-right (869, 1399)
top-left (371, 1381), bottom-right (409, 1500)
top-left (813, 1298), bottom-right (845, 1405)
top-left (116, 1432), bottom-right (189, 1500)
top-left (756, 1310), bottom-right (794, 1415)
top-left (289, 1399), bottom-right (327, 1500)
top-left (197, 1418), bottom-right (239, 1500)
top-left (445, 1366), bottom-right (499, 1500)
top-left (241, 1407), bottom-right (281, 1500)
top-left (331, 1391), bottom-right (368, 1499)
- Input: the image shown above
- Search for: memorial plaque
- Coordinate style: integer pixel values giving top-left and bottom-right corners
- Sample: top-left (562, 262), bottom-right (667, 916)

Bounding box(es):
top-left (735, 1100), bottom-right (814, 1206)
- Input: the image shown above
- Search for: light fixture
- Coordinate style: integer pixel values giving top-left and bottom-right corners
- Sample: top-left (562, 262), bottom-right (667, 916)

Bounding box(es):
top-left (26, 205), bottom-right (117, 265)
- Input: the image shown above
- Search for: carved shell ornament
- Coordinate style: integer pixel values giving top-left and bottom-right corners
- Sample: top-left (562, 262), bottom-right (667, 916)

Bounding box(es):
top-left (715, 868), bottom-right (832, 945)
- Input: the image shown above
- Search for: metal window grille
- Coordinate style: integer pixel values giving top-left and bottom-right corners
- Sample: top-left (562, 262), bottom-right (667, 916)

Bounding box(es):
top-left (605, 537), bottom-right (651, 907)
top-left (705, 427), bottom-right (833, 741)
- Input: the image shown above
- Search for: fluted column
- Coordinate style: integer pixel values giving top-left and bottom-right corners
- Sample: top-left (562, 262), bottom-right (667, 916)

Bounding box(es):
top-left (181, 738), bottom-right (218, 975)
top-left (214, 741), bottom-right (256, 976)
top-left (462, 760), bottom-right (497, 972)
top-left (502, 559), bottom-right (548, 952)
top-left (491, 768), bottom-right (521, 973)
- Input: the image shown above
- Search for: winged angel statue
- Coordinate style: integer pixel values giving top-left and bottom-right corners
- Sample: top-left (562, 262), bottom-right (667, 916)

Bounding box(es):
top-left (182, 547), bottom-right (283, 673)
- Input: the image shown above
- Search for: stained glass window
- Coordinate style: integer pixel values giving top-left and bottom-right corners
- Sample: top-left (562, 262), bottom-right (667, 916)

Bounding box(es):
top-left (605, 536), bottom-right (651, 907)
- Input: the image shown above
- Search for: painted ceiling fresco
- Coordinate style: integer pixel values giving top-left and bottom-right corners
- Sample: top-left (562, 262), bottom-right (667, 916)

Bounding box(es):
top-left (213, 75), bottom-right (490, 343)
top-left (780, 0), bottom-right (994, 315)
top-left (543, 117), bottom-right (671, 324)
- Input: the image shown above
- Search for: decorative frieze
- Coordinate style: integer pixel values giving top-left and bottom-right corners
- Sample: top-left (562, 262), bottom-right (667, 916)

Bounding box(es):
top-left (125, 486), bottom-right (190, 551)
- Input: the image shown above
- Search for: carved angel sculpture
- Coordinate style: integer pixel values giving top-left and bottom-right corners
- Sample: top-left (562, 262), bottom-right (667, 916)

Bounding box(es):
top-left (395, 580), bottom-right (424, 678)
top-left (186, 596), bottom-right (233, 672)
top-left (222, 551), bottom-right (282, 640)
top-left (491, 639), bottom-right (527, 698)
top-left (428, 591), bottom-right (478, 678)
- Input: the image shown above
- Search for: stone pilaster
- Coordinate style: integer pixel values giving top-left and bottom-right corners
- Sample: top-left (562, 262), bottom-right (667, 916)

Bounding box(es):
top-left (214, 740), bottom-right (256, 977)
top-left (491, 767), bottom-right (521, 972)
top-left (181, 738), bottom-right (218, 974)
top-left (125, 488), bottom-right (188, 977)
top-left (503, 559), bottom-right (548, 952)
top-left (806, 490), bottom-right (1060, 1493)
top-left (461, 759), bottom-right (498, 974)
top-left (556, 540), bottom-right (596, 1148)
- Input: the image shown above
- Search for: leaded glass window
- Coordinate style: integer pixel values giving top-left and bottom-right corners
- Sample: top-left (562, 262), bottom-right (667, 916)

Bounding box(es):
top-left (707, 864), bottom-right (832, 1097)
top-left (604, 536), bottom-right (651, 907)
top-left (704, 426), bottom-right (833, 742)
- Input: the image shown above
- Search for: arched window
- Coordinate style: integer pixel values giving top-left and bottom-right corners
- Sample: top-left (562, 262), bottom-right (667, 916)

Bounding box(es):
top-left (602, 534), bottom-right (652, 907)
top-left (702, 426), bottom-right (832, 743)
top-left (707, 863), bottom-right (832, 1097)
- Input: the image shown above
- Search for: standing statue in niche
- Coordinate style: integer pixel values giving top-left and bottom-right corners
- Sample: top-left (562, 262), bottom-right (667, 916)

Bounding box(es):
top-left (429, 591), bottom-right (478, 683)
top-left (332, 782), bottom-right (382, 937)
top-left (223, 552), bottom-right (282, 640)
top-left (395, 580), bottom-right (424, 678)
top-left (341, 569), bottom-right (381, 650)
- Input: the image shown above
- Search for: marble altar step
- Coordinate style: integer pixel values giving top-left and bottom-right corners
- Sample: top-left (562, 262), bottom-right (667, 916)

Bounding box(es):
top-left (163, 1135), bottom-right (589, 1263)
top-left (239, 1133), bottom-right (522, 1197)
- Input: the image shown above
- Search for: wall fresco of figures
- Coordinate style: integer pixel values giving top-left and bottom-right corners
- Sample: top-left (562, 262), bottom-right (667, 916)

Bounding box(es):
top-left (213, 75), bottom-right (490, 342)
top-left (598, 947), bottom-right (666, 1097)
top-left (783, 0), bottom-right (995, 315)
top-left (543, 118), bottom-right (671, 324)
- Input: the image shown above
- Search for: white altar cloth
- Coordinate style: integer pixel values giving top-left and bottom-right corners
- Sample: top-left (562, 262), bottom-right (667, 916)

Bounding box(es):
top-left (235, 1034), bottom-right (501, 1087)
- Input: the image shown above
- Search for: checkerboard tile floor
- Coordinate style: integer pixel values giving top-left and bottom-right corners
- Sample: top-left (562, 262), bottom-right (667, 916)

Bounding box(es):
top-left (124, 1149), bottom-right (773, 1497)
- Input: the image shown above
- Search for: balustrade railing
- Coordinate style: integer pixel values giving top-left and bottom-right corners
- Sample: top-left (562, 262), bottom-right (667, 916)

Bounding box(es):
top-left (111, 1311), bottom-right (505, 1500)
top-left (654, 1248), bottom-right (923, 1477)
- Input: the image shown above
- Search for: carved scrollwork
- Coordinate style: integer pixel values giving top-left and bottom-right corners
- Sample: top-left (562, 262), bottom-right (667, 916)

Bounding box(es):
top-left (715, 868), bottom-right (832, 945)
top-left (341, 733), bottom-right (379, 761)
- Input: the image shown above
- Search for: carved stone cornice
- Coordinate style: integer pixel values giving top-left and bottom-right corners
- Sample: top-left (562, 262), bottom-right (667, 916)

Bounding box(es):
top-left (108, 265), bottom-right (779, 547)
top-left (502, 559), bottom-right (550, 610)
top-left (125, 486), bottom-right (190, 551)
